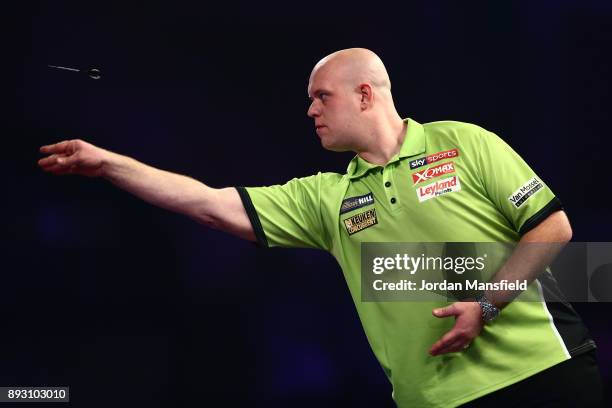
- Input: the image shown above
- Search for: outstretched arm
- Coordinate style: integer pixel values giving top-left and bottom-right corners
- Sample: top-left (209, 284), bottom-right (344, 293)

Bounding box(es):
top-left (38, 139), bottom-right (256, 242)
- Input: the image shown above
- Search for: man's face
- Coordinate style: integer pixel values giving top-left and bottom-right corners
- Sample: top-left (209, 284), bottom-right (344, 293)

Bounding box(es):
top-left (307, 65), bottom-right (362, 152)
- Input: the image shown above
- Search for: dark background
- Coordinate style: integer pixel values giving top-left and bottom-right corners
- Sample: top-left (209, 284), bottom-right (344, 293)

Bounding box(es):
top-left (4, 1), bottom-right (611, 406)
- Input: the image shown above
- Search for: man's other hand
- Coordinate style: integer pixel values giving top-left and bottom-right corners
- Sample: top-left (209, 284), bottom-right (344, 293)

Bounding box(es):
top-left (429, 302), bottom-right (484, 356)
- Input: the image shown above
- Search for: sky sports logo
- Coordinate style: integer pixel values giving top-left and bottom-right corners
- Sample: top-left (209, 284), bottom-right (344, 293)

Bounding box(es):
top-left (417, 175), bottom-right (462, 202)
top-left (409, 148), bottom-right (459, 170)
top-left (508, 177), bottom-right (544, 208)
top-left (412, 162), bottom-right (455, 184)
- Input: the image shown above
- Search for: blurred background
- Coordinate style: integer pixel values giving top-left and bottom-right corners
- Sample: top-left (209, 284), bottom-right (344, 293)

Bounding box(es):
top-left (4, 0), bottom-right (611, 406)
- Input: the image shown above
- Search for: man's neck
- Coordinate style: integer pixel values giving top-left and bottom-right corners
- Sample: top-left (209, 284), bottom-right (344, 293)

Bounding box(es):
top-left (357, 117), bottom-right (407, 166)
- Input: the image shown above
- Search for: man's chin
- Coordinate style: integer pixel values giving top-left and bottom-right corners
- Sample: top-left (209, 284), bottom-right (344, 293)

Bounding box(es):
top-left (320, 139), bottom-right (349, 152)
top-left (321, 144), bottom-right (348, 153)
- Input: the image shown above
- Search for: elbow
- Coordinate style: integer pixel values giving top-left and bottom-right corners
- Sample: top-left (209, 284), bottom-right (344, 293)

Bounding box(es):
top-left (194, 211), bottom-right (221, 230)
top-left (191, 187), bottom-right (223, 230)
top-left (556, 210), bottom-right (573, 243)
top-left (561, 219), bottom-right (573, 243)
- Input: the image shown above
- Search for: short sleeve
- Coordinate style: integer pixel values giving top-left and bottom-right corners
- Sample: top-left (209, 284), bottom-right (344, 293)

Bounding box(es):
top-left (477, 130), bottom-right (563, 235)
top-left (235, 173), bottom-right (329, 250)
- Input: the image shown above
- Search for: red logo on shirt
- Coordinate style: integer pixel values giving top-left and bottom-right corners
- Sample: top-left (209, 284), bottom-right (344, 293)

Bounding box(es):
top-left (412, 162), bottom-right (456, 184)
top-left (417, 176), bottom-right (462, 202)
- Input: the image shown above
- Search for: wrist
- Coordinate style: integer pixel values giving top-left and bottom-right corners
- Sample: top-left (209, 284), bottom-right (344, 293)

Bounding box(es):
top-left (100, 150), bottom-right (126, 179)
top-left (475, 293), bottom-right (500, 323)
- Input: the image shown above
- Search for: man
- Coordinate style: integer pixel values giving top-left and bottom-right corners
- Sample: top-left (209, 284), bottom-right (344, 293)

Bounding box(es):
top-left (38, 48), bottom-right (603, 407)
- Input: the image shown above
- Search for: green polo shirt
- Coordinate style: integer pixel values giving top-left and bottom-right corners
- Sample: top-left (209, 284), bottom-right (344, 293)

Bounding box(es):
top-left (237, 118), bottom-right (593, 407)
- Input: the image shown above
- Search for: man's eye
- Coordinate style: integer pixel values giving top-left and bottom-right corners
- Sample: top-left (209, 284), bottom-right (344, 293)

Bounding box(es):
top-left (320, 93), bottom-right (328, 100)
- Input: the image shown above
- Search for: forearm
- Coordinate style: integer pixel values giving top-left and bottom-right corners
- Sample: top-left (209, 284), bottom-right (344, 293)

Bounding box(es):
top-left (101, 151), bottom-right (218, 225)
top-left (484, 211), bottom-right (572, 309)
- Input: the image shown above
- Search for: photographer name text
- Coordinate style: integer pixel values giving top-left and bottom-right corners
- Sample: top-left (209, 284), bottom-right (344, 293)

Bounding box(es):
top-left (372, 279), bottom-right (528, 291)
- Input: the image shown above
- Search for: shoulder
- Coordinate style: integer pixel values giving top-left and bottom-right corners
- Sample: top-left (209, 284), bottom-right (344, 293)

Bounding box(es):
top-left (317, 171), bottom-right (347, 185)
top-left (288, 171), bottom-right (345, 184)
top-left (422, 120), bottom-right (495, 151)
top-left (282, 171), bottom-right (346, 193)
top-left (423, 120), bottom-right (489, 138)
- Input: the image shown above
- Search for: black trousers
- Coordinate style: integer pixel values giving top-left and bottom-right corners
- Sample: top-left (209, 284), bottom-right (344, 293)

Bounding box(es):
top-left (460, 349), bottom-right (604, 408)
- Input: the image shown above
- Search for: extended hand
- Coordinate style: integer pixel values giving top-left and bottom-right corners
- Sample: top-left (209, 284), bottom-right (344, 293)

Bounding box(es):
top-left (38, 139), bottom-right (108, 177)
top-left (428, 302), bottom-right (484, 356)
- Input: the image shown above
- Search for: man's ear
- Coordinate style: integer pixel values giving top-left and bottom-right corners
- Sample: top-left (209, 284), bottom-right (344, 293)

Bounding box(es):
top-left (359, 84), bottom-right (373, 110)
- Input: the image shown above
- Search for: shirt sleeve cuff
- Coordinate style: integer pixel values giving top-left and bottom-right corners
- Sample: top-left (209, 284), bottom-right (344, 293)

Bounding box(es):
top-left (518, 197), bottom-right (564, 235)
top-left (235, 186), bottom-right (269, 247)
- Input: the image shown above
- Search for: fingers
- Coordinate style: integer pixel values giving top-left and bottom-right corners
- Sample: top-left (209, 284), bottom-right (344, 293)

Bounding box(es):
top-left (38, 154), bottom-right (61, 167)
top-left (436, 339), bottom-right (470, 355)
top-left (429, 330), bottom-right (471, 356)
top-left (432, 304), bottom-right (458, 318)
top-left (429, 303), bottom-right (483, 356)
top-left (40, 161), bottom-right (75, 175)
top-left (40, 140), bottom-right (72, 154)
top-left (429, 330), bottom-right (458, 355)
top-left (38, 154), bottom-right (68, 168)
top-left (39, 141), bottom-right (75, 172)
top-left (54, 153), bottom-right (79, 168)
top-left (38, 153), bottom-right (79, 174)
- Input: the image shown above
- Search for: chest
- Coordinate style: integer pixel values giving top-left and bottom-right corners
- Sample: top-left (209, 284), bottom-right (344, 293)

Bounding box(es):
top-left (336, 149), bottom-right (485, 242)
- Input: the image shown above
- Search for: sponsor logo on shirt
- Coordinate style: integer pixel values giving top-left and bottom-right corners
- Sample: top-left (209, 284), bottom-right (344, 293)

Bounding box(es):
top-left (508, 177), bottom-right (544, 208)
top-left (417, 175), bottom-right (462, 202)
top-left (340, 192), bottom-right (375, 214)
top-left (412, 162), bottom-right (456, 184)
top-left (343, 208), bottom-right (378, 235)
top-left (409, 148), bottom-right (459, 170)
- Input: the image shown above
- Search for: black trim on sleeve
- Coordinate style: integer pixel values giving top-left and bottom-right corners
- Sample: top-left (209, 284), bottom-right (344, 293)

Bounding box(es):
top-left (235, 186), bottom-right (269, 247)
top-left (519, 197), bottom-right (564, 235)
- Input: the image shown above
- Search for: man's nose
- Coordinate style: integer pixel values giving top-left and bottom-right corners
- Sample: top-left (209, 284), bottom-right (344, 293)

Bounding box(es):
top-left (307, 101), bottom-right (320, 118)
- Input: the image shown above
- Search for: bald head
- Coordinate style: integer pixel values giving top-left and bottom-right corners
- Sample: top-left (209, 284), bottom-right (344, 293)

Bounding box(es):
top-left (310, 48), bottom-right (391, 94)
top-left (306, 48), bottom-right (403, 154)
